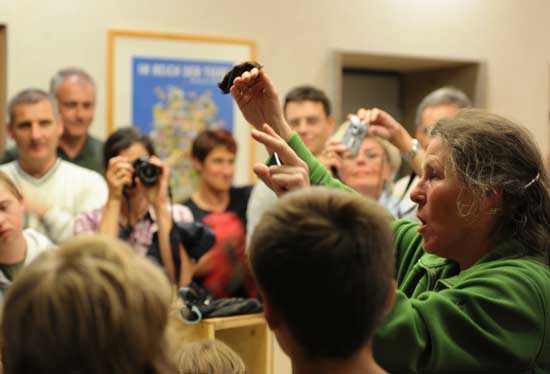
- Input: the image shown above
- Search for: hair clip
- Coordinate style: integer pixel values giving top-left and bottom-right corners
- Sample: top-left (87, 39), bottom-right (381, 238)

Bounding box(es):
top-left (523, 172), bottom-right (540, 189)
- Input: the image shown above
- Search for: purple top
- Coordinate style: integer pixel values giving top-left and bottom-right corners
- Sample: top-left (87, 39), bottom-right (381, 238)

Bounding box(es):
top-left (74, 204), bottom-right (194, 256)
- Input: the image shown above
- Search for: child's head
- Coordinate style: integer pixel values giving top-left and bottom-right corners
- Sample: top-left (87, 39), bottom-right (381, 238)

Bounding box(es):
top-left (1, 235), bottom-right (174, 374)
top-left (249, 187), bottom-right (396, 360)
top-left (174, 339), bottom-right (246, 374)
top-left (0, 171), bottom-right (25, 244)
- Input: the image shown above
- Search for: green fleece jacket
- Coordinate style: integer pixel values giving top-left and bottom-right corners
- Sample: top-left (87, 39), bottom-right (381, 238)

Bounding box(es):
top-left (286, 132), bottom-right (550, 373)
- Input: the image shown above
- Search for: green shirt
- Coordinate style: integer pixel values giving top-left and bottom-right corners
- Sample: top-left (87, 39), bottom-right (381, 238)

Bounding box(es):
top-left (1, 135), bottom-right (104, 174)
top-left (287, 132), bottom-right (550, 373)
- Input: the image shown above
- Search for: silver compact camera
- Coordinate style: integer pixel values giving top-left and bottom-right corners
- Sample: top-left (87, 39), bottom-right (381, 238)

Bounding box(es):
top-left (341, 115), bottom-right (369, 157)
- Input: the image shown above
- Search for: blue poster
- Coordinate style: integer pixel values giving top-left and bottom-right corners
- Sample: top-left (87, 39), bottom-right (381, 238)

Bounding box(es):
top-left (131, 57), bottom-right (234, 201)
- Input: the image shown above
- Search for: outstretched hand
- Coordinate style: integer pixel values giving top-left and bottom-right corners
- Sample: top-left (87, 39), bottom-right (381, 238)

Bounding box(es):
top-left (252, 124), bottom-right (310, 196)
top-left (230, 67), bottom-right (292, 140)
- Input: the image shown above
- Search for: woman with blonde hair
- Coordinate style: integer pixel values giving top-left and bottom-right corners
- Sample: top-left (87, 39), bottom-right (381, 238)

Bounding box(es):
top-left (319, 121), bottom-right (416, 220)
top-left (1, 235), bottom-right (175, 374)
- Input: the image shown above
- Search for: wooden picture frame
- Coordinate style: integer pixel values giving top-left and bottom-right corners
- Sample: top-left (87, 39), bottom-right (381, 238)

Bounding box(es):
top-left (107, 30), bottom-right (256, 201)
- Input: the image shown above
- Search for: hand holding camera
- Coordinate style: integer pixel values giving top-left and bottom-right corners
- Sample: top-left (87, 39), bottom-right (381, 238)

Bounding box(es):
top-left (356, 108), bottom-right (411, 153)
top-left (106, 155), bottom-right (167, 205)
top-left (341, 115), bottom-right (369, 158)
top-left (105, 156), bottom-right (135, 201)
top-left (131, 157), bottom-right (162, 187)
top-left (134, 156), bottom-right (170, 208)
top-left (318, 139), bottom-right (349, 176)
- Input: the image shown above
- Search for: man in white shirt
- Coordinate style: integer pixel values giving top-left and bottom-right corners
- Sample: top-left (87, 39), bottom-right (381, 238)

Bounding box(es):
top-left (246, 86), bottom-right (335, 244)
top-left (0, 88), bottom-right (107, 243)
top-left (2, 69), bottom-right (104, 174)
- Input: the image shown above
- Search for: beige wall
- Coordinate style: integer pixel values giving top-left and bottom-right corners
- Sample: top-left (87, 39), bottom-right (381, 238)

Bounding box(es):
top-left (1, 0), bottom-right (549, 159)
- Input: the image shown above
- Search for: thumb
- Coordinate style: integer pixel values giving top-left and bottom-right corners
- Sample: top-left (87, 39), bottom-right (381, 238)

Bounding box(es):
top-left (253, 164), bottom-right (283, 196)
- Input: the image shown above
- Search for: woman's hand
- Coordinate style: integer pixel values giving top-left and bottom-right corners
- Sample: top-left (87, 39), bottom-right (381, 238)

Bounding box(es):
top-left (357, 108), bottom-right (412, 153)
top-left (105, 156), bottom-right (134, 201)
top-left (99, 156), bottom-right (132, 238)
top-left (140, 156), bottom-right (170, 209)
top-left (230, 67), bottom-right (293, 141)
top-left (357, 108), bottom-right (424, 174)
top-left (317, 139), bottom-right (349, 176)
top-left (251, 124), bottom-right (310, 196)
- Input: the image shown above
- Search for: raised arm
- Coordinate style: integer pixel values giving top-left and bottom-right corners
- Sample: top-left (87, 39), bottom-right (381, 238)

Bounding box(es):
top-left (97, 156), bottom-right (132, 237)
top-left (229, 67), bottom-right (352, 194)
top-left (143, 156), bottom-right (177, 283)
top-left (230, 67), bottom-right (293, 141)
top-left (358, 108), bottom-right (425, 175)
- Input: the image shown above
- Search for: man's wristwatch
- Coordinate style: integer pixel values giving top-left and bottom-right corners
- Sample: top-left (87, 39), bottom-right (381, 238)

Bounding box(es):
top-left (402, 138), bottom-right (420, 162)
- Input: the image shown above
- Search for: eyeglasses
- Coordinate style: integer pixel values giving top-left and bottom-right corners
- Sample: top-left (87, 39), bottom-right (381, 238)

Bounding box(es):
top-left (422, 125), bottom-right (434, 135)
top-left (344, 151), bottom-right (385, 161)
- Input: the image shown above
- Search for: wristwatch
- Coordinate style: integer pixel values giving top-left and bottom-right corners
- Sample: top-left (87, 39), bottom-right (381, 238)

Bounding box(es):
top-left (402, 138), bottom-right (420, 162)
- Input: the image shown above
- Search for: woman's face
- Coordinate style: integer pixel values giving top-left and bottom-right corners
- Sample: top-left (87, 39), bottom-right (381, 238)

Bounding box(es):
top-left (0, 184), bottom-right (25, 244)
top-left (411, 137), bottom-right (487, 263)
top-left (194, 145), bottom-right (235, 193)
top-left (338, 137), bottom-right (391, 199)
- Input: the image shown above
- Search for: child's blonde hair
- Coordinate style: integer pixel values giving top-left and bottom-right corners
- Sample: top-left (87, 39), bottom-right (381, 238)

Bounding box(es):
top-left (0, 171), bottom-right (22, 200)
top-left (1, 234), bottom-right (175, 374)
top-left (174, 339), bottom-right (246, 374)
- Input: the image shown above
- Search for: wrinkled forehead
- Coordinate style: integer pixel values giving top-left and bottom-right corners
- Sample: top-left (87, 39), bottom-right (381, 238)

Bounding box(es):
top-left (424, 136), bottom-right (452, 169)
top-left (12, 99), bottom-right (57, 122)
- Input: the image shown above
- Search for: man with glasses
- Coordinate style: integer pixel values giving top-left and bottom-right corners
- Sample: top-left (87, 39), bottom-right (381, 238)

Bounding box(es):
top-left (246, 86), bottom-right (335, 245)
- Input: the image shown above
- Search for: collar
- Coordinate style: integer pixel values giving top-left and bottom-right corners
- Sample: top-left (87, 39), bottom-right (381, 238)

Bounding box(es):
top-left (474, 238), bottom-right (537, 265)
top-left (57, 135), bottom-right (100, 161)
top-left (15, 158), bottom-right (62, 185)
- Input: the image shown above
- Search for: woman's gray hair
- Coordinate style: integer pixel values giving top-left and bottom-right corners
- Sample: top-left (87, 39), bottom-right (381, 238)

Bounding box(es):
top-left (415, 87), bottom-right (471, 127)
top-left (431, 109), bottom-right (550, 262)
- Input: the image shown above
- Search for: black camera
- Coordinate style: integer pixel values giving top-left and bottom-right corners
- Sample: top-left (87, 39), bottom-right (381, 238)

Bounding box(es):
top-left (132, 157), bottom-right (161, 186)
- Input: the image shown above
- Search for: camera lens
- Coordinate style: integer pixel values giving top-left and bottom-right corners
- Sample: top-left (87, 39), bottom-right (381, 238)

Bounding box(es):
top-left (139, 164), bottom-right (160, 185)
top-left (132, 157), bottom-right (161, 186)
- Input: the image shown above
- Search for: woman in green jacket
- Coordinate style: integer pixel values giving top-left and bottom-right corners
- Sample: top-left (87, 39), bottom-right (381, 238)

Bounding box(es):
top-left (230, 67), bottom-right (550, 373)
